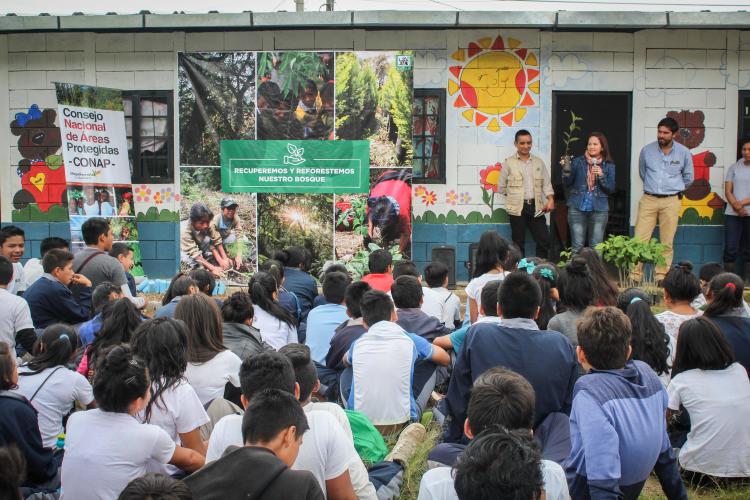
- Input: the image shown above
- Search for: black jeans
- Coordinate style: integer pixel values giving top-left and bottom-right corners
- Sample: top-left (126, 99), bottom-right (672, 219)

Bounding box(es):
top-left (509, 202), bottom-right (551, 259)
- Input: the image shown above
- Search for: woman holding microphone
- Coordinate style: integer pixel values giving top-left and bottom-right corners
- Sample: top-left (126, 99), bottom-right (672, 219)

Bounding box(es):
top-left (563, 131), bottom-right (616, 252)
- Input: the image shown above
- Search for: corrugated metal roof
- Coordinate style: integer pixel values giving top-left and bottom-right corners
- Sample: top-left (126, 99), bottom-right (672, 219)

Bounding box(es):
top-left (1, 10), bottom-right (749, 32)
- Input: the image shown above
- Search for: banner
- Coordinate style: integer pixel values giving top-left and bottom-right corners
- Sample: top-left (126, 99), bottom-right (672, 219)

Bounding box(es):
top-left (55, 83), bottom-right (142, 273)
top-left (221, 140), bottom-right (370, 194)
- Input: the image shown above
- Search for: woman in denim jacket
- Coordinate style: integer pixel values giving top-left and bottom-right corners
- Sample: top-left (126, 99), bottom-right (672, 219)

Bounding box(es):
top-left (563, 132), bottom-right (616, 251)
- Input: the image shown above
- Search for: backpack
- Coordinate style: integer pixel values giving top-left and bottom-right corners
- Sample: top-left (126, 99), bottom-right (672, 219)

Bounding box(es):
top-left (344, 409), bottom-right (388, 463)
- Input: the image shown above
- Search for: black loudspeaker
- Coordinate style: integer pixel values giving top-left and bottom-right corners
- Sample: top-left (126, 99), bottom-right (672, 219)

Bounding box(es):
top-left (464, 243), bottom-right (480, 281)
top-left (431, 246), bottom-right (456, 289)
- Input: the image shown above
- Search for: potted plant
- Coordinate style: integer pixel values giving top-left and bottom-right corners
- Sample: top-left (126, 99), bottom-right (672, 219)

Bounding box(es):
top-left (595, 235), bottom-right (667, 292)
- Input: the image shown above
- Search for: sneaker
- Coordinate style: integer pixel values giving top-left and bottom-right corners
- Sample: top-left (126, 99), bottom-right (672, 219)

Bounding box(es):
top-left (385, 422), bottom-right (426, 466)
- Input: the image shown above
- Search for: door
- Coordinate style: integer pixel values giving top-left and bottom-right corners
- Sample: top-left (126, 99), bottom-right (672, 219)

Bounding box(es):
top-left (551, 91), bottom-right (632, 257)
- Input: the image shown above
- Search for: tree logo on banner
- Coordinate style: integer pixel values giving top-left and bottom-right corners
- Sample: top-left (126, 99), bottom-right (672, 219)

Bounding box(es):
top-left (448, 36), bottom-right (540, 133)
top-left (283, 143), bottom-right (306, 166)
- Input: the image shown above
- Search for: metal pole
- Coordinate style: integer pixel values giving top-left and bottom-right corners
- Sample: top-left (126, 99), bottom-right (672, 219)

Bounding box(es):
top-left (295, 0), bottom-right (304, 12)
top-left (326, 0), bottom-right (334, 10)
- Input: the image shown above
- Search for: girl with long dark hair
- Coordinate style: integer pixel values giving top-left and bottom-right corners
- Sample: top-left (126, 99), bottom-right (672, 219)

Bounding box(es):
top-left (16, 324), bottom-right (94, 448)
top-left (655, 262), bottom-right (702, 345)
top-left (548, 257), bottom-right (595, 345)
top-left (259, 258), bottom-right (301, 322)
top-left (155, 274), bottom-right (198, 318)
top-left (131, 318), bottom-right (209, 473)
top-left (248, 271), bottom-right (298, 350)
top-left (703, 272), bottom-right (750, 375)
top-left (531, 263), bottom-right (558, 330)
top-left (465, 231), bottom-right (511, 323)
top-left (576, 247), bottom-right (618, 306)
top-left (274, 246), bottom-right (317, 320)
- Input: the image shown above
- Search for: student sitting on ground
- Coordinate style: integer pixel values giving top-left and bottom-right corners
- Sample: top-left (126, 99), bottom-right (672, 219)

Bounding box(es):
top-left (655, 262), bottom-right (702, 344)
top-left (344, 290), bottom-right (450, 431)
top-left (421, 367), bottom-right (569, 500)
top-left (190, 268), bottom-right (223, 308)
top-left (187, 389), bottom-right (324, 500)
top-left (433, 280), bottom-right (502, 354)
top-left (465, 231), bottom-right (510, 323)
top-left (131, 317), bottom-right (210, 475)
top-left (360, 249), bottom-right (394, 293)
top-left (249, 271), bottom-right (298, 350)
top-left (668, 317), bottom-right (750, 481)
top-left (618, 288), bottom-right (672, 386)
top-left (118, 473), bottom-right (194, 500)
top-left (0, 256), bottom-right (36, 354)
top-left (421, 262), bottom-right (461, 329)
top-left (0, 342), bottom-right (60, 493)
top-left (312, 263), bottom-right (349, 308)
top-left (326, 281), bottom-right (371, 375)
top-left (565, 307), bottom-right (687, 500)
top-left (576, 247), bottom-right (619, 307)
top-left (445, 272), bottom-right (577, 443)
top-left (221, 292), bottom-right (273, 360)
top-left (391, 260), bottom-right (445, 327)
top-left (691, 262), bottom-right (750, 314)
top-left (0, 225), bottom-right (27, 295)
top-left (531, 263), bottom-right (559, 330)
top-left (109, 242), bottom-right (138, 298)
top-left (175, 294), bottom-right (242, 408)
top-left (548, 257), bottom-right (595, 345)
top-left (155, 274), bottom-right (199, 319)
top-left (260, 259), bottom-right (302, 324)
top-left (702, 272), bottom-right (750, 375)
top-left (24, 236), bottom-right (69, 288)
top-left (15, 325), bottom-right (94, 449)
top-left (78, 281), bottom-right (122, 346)
top-left (275, 247), bottom-right (318, 322)
top-left (0, 445), bottom-right (26, 500)
top-left (24, 248), bottom-right (92, 329)
top-left (205, 352), bottom-right (356, 500)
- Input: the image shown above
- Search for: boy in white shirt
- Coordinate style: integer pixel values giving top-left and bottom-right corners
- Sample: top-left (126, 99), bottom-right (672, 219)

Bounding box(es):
top-left (0, 256), bottom-right (36, 353)
top-left (423, 262), bottom-right (461, 329)
top-left (23, 236), bottom-right (69, 289)
top-left (206, 352), bottom-right (357, 500)
top-left (0, 225), bottom-right (27, 295)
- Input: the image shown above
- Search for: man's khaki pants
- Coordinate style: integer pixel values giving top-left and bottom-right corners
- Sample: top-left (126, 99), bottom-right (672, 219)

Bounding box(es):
top-left (633, 194), bottom-right (681, 281)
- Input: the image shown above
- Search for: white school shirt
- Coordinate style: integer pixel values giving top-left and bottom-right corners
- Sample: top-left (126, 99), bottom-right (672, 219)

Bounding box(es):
top-left (0, 287), bottom-right (34, 349)
top-left (62, 409), bottom-right (176, 500)
top-left (15, 365), bottom-right (94, 448)
top-left (24, 258), bottom-right (44, 288)
top-left (668, 363), bottom-right (750, 477)
top-left (434, 287), bottom-right (462, 328)
top-left (417, 460), bottom-right (570, 500)
top-left (184, 350), bottom-right (242, 406)
top-left (420, 287), bottom-right (445, 322)
top-left (252, 305), bottom-right (298, 350)
top-left (7, 262), bottom-right (26, 295)
top-left (464, 272), bottom-right (508, 319)
top-left (206, 410), bottom-right (353, 495)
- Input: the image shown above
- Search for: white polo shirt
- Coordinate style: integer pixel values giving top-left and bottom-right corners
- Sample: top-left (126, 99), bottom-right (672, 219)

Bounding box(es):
top-left (0, 287), bottom-right (34, 348)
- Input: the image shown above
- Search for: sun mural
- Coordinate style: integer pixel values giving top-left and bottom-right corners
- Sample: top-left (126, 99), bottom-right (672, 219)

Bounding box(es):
top-left (448, 36), bottom-right (540, 133)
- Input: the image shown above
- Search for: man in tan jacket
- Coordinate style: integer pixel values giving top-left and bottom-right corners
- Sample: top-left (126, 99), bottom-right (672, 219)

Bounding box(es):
top-left (498, 130), bottom-right (555, 258)
top-left (181, 202), bottom-right (231, 277)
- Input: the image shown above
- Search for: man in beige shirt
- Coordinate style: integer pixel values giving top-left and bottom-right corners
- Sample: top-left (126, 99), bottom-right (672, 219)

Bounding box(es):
top-left (211, 197), bottom-right (244, 270)
top-left (181, 202), bottom-right (231, 277)
top-left (498, 130), bottom-right (555, 258)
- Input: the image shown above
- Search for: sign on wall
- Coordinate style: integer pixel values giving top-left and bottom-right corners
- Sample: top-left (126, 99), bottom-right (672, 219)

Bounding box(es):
top-left (221, 140), bottom-right (370, 194)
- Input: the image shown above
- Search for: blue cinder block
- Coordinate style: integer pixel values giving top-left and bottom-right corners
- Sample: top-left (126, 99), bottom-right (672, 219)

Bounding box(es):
top-left (156, 240), bottom-right (176, 260)
top-left (140, 241), bottom-right (157, 260)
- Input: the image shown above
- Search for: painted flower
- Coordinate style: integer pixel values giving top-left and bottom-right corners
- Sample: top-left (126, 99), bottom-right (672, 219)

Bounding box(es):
top-left (152, 191), bottom-right (163, 205)
top-left (446, 190), bottom-right (458, 206)
top-left (135, 184), bottom-right (151, 203)
top-left (479, 162), bottom-right (502, 193)
top-left (422, 190), bottom-right (437, 206)
top-left (174, 193), bottom-right (181, 202)
top-left (161, 187), bottom-right (175, 203)
top-left (460, 191), bottom-right (472, 204)
top-left (414, 185), bottom-right (427, 197)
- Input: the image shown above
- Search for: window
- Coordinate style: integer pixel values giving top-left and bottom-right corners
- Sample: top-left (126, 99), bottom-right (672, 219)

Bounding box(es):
top-left (413, 89), bottom-right (446, 183)
top-left (123, 91), bottom-right (174, 183)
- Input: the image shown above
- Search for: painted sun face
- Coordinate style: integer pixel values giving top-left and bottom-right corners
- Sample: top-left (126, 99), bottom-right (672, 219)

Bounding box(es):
top-left (449, 36), bottom-right (540, 133)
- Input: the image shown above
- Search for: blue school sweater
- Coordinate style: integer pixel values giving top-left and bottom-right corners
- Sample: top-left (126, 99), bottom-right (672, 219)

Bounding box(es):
top-left (444, 318), bottom-right (578, 442)
top-left (565, 360), bottom-right (687, 500)
top-left (24, 274), bottom-right (91, 329)
top-left (709, 315), bottom-right (750, 376)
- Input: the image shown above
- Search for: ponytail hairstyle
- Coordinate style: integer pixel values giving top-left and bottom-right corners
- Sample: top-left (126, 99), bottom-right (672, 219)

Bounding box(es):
top-left (162, 273), bottom-right (197, 305)
top-left (88, 298), bottom-right (143, 372)
top-left (576, 247), bottom-right (618, 306)
top-left (275, 246), bottom-right (312, 271)
top-left (92, 344), bottom-right (149, 413)
top-left (473, 231), bottom-right (510, 278)
top-left (531, 263), bottom-right (558, 329)
top-left (557, 257), bottom-right (595, 312)
top-left (131, 317), bottom-right (189, 423)
top-left (662, 261), bottom-right (701, 303)
top-left (249, 271), bottom-right (297, 328)
top-left (21, 324), bottom-right (79, 375)
top-left (175, 293), bottom-right (225, 364)
top-left (704, 272), bottom-right (745, 318)
top-left (259, 258), bottom-right (285, 285)
top-left (619, 290), bottom-right (670, 376)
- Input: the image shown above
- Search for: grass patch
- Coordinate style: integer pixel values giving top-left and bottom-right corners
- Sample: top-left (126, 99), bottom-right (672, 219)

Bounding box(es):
top-left (399, 421), bottom-right (442, 500)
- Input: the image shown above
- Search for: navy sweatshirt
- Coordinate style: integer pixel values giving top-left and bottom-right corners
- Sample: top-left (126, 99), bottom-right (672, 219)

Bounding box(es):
top-left (0, 392), bottom-right (58, 485)
top-left (709, 315), bottom-right (750, 376)
top-left (565, 360), bottom-right (687, 500)
top-left (24, 275), bottom-right (92, 329)
top-left (444, 318), bottom-right (578, 442)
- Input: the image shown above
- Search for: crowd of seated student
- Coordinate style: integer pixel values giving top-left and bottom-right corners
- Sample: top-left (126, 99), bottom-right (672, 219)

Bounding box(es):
top-left (4, 225), bottom-right (750, 500)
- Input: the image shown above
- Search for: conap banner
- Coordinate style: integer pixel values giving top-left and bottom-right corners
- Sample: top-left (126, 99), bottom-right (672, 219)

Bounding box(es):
top-left (221, 140), bottom-right (370, 194)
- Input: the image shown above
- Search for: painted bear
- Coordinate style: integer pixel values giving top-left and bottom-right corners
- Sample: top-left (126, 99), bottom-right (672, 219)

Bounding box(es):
top-left (10, 104), bottom-right (67, 212)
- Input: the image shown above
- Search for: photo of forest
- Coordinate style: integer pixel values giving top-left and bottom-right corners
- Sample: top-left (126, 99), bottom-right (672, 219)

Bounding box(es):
top-left (335, 51), bottom-right (414, 167)
top-left (178, 52), bottom-right (256, 166)
top-left (256, 51), bottom-right (335, 140)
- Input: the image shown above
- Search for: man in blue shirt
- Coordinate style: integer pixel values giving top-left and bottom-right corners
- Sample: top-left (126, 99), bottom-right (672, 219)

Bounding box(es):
top-left (634, 117), bottom-right (694, 282)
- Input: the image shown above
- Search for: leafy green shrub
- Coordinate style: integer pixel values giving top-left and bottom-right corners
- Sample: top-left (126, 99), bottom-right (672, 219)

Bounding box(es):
top-left (595, 235), bottom-right (667, 288)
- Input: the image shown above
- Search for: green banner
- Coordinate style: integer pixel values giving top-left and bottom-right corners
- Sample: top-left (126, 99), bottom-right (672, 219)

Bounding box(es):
top-left (221, 140), bottom-right (369, 194)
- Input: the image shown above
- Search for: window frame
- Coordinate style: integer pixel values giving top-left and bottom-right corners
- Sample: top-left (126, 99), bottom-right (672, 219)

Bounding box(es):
top-left (123, 90), bottom-right (175, 184)
top-left (413, 88), bottom-right (447, 184)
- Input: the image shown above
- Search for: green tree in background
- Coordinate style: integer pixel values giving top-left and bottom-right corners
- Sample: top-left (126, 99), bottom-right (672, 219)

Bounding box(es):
top-left (335, 53), bottom-right (379, 140)
top-left (381, 64), bottom-right (413, 162)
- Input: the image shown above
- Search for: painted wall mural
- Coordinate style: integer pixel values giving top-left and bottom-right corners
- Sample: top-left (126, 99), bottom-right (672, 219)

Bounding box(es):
top-left (10, 105), bottom-right (69, 222)
top-left (448, 36), bottom-right (539, 133)
top-left (668, 109), bottom-right (726, 224)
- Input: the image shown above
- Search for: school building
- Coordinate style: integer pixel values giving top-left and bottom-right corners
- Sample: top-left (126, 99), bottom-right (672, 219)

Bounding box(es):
top-left (1, 10), bottom-right (747, 280)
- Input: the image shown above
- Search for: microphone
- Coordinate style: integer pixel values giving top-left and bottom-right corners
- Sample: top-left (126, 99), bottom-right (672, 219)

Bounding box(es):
top-left (592, 158), bottom-right (600, 179)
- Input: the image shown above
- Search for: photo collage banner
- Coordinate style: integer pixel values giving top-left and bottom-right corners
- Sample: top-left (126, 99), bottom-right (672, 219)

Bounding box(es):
top-left (55, 83), bottom-right (142, 273)
top-left (178, 51), bottom-right (414, 280)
